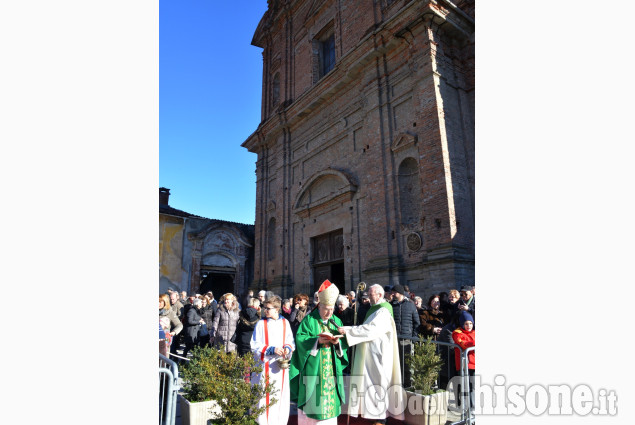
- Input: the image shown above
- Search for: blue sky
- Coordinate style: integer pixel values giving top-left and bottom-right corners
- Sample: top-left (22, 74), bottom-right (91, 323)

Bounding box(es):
top-left (160, 1), bottom-right (268, 224)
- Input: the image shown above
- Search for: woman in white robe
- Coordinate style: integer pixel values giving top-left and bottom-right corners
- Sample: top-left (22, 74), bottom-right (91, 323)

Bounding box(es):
top-left (251, 295), bottom-right (295, 425)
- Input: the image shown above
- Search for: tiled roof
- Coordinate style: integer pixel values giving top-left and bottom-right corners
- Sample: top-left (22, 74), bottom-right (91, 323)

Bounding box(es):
top-left (159, 204), bottom-right (206, 219)
top-left (197, 217), bottom-right (255, 239)
top-left (159, 205), bottom-right (255, 237)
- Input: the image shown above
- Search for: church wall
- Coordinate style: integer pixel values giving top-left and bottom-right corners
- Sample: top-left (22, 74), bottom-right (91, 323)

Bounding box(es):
top-left (246, 0), bottom-right (475, 296)
top-left (159, 214), bottom-right (187, 293)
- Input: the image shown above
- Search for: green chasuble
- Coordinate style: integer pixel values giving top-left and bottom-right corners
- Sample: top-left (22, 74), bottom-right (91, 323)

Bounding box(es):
top-left (289, 308), bottom-right (349, 420)
top-left (363, 301), bottom-right (393, 322)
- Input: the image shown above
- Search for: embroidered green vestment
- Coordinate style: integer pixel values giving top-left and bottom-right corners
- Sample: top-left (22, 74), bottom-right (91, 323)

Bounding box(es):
top-left (289, 308), bottom-right (349, 420)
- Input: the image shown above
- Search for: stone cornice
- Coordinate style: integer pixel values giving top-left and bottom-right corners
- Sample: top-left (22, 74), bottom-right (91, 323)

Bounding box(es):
top-left (188, 222), bottom-right (253, 248)
top-left (243, 0), bottom-right (474, 153)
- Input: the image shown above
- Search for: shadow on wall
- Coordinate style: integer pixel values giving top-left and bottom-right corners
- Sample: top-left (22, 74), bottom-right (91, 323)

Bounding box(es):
top-left (160, 276), bottom-right (180, 294)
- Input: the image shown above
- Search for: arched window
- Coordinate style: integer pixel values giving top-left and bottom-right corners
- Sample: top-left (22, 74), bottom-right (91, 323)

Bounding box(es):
top-left (272, 73), bottom-right (280, 106)
top-left (267, 217), bottom-right (276, 261)
top-left (398, 157), bottom-right (422, 226)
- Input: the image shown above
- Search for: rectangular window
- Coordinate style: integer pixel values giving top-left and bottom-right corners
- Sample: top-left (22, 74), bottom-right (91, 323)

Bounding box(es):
top-left (320, 33), bottom-right (335, 77)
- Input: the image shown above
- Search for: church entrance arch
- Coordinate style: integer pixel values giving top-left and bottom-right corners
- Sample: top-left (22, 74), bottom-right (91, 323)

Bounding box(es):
top-left (311, 229), bottom-right (345, 295)
top-left (200, 267), bottom-right (236, 297)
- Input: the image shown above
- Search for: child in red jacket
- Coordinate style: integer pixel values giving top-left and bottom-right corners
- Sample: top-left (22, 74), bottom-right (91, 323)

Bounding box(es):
top-left (452, 311), bottom-right (475, 408)
top-left (452, 311), bottom-right (475, 370)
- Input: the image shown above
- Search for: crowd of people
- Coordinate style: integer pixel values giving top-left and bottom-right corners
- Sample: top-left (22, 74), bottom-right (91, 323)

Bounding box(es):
top-left (159, 282), bottom-right (476, 425)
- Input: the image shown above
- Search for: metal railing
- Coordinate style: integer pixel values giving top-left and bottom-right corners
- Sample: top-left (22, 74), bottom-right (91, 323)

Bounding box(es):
top-left (159, 353), bottom-right (180, 425)
top-left (397, 334), bottom-right (475, 425)
top-left (457, 346), bottom-right (475, 425)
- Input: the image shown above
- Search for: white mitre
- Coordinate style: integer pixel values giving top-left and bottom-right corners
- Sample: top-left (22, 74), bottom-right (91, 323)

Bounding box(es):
top-left (317, 279), bottom-right (339, 306)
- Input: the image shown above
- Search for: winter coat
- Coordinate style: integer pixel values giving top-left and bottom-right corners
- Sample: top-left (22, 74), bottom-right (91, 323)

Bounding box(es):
top-left (183, 307), bottom-right (203, 345)
top-left (356, 302), bottom-right (371, 324)
top-left (170, 300), bottom-right (184, 320)
top-left (235, 306), bottom-right (260, 356)
top-left (289, 306), bottom-right (308, 334)
top-left (334, 306), bottom-right (355, 326)
top-left (200, 305), bottom-right (215, 329)
top-left (211, 305), bottom-right (240, 353)
top-left (159, 308), bottom-right (183, 336)
top-left (452, 328), bottom-right (475, 371)
top-left (281, 306), bottom-right (292, 321)
top-left (457, 296), bottom-right (475, 320)
top-left (418, 308), bottom-right (445, 337)
top-left (391, 297), bottom-right (420, 339)
top-left (438, 322), bottom-right (457, 379)
top-left (208, 300), bottom-right (218, 317)
top-left (443, 302), bottom-right (461, 326)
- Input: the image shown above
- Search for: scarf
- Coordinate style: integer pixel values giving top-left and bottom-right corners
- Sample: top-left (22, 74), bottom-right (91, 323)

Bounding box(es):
top-left (295, 305), bottom-right (307, 322)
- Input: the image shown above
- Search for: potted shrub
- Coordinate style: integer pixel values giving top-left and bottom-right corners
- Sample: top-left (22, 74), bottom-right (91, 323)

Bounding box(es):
top-left (179, 346), bottom-right (277, 425)
top-left (404, 336), bottom-right (449, 425)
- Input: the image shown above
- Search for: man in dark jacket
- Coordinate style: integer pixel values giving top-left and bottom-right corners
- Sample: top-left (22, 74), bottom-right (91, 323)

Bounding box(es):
top-left (390, 284), bottom-right (420, 388)
top-left (457, 285), bottom-right (475, 320)
top-left (355, 291), bottom-right (371, 324)
top-left (206, 291), bottom-right (218, 312)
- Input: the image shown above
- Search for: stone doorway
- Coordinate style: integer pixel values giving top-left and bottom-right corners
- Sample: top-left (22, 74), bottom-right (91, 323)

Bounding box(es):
top-left (200, 269), bottom-right (235, 298)
top-left (312, 229), bottom-right (345, 295)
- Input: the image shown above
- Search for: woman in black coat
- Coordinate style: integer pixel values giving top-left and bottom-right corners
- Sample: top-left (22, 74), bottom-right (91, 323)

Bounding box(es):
top-left (199, 296), bottom-right (215, 348)
top-left (235, 298), bottom-right (261, 356)
top-left (182, 298), bottom-right (205, 358)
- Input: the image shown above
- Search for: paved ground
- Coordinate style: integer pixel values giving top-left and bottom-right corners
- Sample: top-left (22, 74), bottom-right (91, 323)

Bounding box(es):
top-left (165, 344), bottom-right (472, 425)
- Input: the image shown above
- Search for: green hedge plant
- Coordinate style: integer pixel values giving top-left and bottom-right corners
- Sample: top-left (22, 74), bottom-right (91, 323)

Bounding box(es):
top-left (406, 336), bottom-right (445, 395)
top-left (181, 346), bottom-right (277, 425)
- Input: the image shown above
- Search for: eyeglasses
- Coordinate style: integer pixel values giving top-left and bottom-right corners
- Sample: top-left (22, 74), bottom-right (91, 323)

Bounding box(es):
top-left (264, 307), bottom-right (277, 311)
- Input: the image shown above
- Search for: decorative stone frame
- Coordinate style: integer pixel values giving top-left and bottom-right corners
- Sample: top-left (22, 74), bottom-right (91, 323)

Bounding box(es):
top-left (293, 168), bottom-right (358, 218)
top-left (188, 223), bottom-right (253, 294)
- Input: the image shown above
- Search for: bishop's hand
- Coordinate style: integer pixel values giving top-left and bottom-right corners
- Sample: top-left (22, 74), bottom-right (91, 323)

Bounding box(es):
top-left (317, 335), bottom-right (333, 345)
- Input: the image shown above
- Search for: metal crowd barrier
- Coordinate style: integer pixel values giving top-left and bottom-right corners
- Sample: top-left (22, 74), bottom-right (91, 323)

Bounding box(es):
top-left (159, 353), bottom-right (180, 425)
top-left (458, 346), bottom-right (475, 425)
top-left (397, 334), bottom-right (475, 425)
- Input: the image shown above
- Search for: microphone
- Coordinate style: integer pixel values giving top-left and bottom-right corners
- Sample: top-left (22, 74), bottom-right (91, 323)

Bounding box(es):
top-left (328, 318), bottom-right (340, 332)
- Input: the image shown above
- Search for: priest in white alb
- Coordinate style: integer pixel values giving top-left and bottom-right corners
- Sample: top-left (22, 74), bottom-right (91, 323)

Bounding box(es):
top-left (337, 284), bottom-right (406, 425)
top-left (251, 294), bottom-right (296, 425)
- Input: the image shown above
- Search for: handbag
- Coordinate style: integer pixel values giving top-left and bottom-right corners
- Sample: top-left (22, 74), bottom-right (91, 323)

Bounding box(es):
top-left (198, 323), bottom-right (209, 338)
top-left (230, 330), bottom-right (237, 343)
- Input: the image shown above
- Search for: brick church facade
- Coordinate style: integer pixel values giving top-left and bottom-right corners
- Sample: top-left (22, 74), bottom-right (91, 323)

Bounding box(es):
top-left (242, 0), bottom-right (474, 299)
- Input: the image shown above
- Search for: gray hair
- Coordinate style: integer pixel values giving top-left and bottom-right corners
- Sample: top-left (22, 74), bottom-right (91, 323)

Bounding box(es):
top-left (192, 298), bottom-right (203, 307)
top-left (369, 284), bottom-right (385, 297)
top-left (337, 295), bottom-right (349, 308)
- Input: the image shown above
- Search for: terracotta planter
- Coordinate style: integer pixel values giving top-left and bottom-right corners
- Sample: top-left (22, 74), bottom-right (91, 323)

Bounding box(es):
top-left (403, 390), bottom-right (449, 425)
top-left (178, 394), bottom-right (223, 425)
